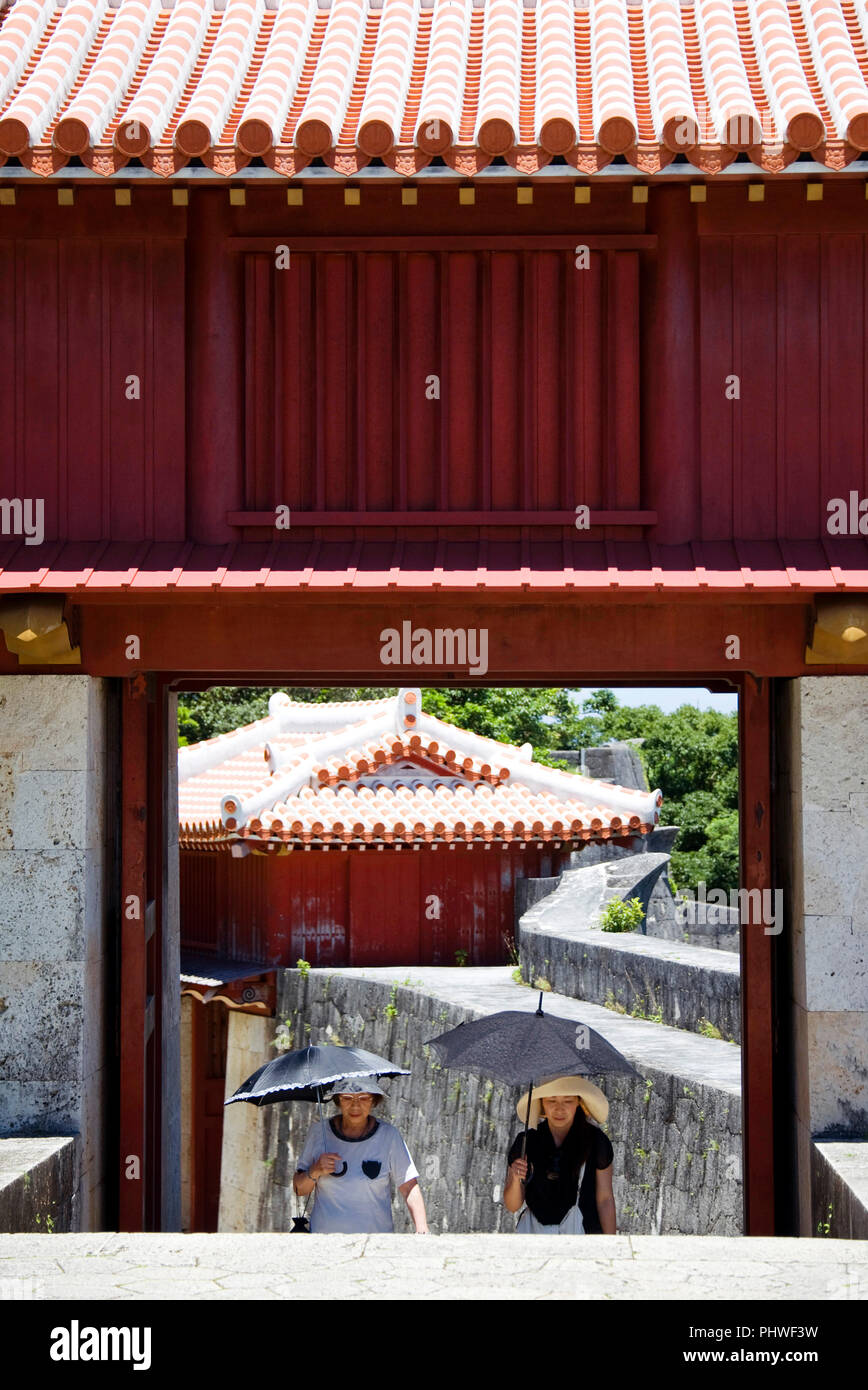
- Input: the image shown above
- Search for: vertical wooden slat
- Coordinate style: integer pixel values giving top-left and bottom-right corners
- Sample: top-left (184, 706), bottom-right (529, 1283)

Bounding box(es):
top-left (108, 241), bottom-right (146, 538)
top-left (23, 240), bottom-right (60, 535)
top-left (437, 251), bottom-right (449, 511)
top-left (64, 239), bottom-right (103, 540)
top-left (355, 252), bottom-right (368, 511)
top-left (405, 252), bottom-right (439, 510)
top-left (480, 249), bottom-right (492, 511)
top-left (282, 251), bottom-right (314, 512)
top-left (119, 677), bottom-right (148, 1232)
top-left (778, 235), bottom-right (820, 539)
top-left (489, 252), bottom-right (521, 510)
top-left (607, 250), bottom-right (640, 509)
top-left (699, 237), bottom-right (734, 539)
top-left (536, 250), bottom-right (562, 509)
top-left (735, 237), bottom-right (777, 540)
top-left (739, 674), bottom-right (775, 1235)
top-left (522, 251), bottom-right (537, 511)
top-left (244, 254), bottom-right (275, 511)
top-left (446, 253), bottom-right (478, 510)
top-left (822, 234), bottom-right (864, 523)
top-left (396, 250), bottom-right (408, 511)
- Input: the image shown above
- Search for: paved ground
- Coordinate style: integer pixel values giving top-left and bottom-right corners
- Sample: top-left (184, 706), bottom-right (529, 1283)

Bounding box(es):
top-left (1, 1234), bottom-right (865, 1300)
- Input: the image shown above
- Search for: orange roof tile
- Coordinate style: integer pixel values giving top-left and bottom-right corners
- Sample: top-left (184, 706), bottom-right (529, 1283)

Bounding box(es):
top-left (178, 688), bottom-right (662, 848)
top-left (2, 0), bottom-right (868, 178)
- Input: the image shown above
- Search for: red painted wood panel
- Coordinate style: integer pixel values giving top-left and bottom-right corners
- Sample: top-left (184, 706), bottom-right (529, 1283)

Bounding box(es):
top-left (349, 852), bottom-right (421, 965)
top-left (2, 236), bottom-right (185, 543)
top-left (699, 237), bottom-right (734, 540)
top-left (778, 236), bottom-right (820, 539)
top-left (404, 253), bottom-right (439, 510)
top-left (822, 234), bottom-right (864, 513)
top-left (244, 246), bottom-right (640, 522)
top-left (180, 846), bottom-right (573, 971)
top-left (735, 237), bottom-right (776, 541)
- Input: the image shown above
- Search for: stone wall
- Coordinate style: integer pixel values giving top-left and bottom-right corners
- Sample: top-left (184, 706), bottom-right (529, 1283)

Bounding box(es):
top-left (0, 1137), bottom-right (76, 1234)
top-left (243, 969), bottom-right (742, 1236)
top-left (0, 675), bottom-right (113, 1230)
top-left (517, 856), bottom-right (740, 1040)
top-left (811, 1140), bottom-right (868, 1241)
top-left (776, 678), bottom-right (868, 1235)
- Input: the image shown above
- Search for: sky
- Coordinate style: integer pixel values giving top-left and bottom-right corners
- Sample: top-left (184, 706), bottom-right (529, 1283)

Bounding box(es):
top-left (571, 686), bottom-right (738, 715)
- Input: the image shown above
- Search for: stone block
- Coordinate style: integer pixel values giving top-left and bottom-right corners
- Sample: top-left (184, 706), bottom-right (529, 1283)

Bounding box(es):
top-left (803, 915), bottom-right (867, 1012)
top-left (0, 676), bottom-right (96, 772)
top-left (812, 1140), bottom-right (868, 1240)
top-left (799, 678), bottom-right (868, 811)
top-left (0, 1136), bottom-right (77, 1233)
top-left (7, 770), bottom-right (93, 852)
top-left (0, 1081), bottom-right (79, 1136)
top-left (800, 806), bottom-right (868, 917)
top-left (0, 850), bottom-right (89, 961)
top-left (807, 1012), bottom-right (868, 1133)
top-left (0, 962), bottom-right (84, 1084)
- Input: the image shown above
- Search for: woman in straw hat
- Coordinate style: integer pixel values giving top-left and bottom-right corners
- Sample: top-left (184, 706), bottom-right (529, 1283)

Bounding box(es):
top-left (503, 1076), bottom-right (616, 1234)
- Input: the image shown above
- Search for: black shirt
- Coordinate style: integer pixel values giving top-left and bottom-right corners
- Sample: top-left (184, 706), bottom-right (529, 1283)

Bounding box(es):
top-left (507, 1119), bottom-right (614, 1230)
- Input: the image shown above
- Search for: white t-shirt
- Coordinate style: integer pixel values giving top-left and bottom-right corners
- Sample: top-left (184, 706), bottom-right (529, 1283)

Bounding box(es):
top-left (296, 1117), bottom-right (420, 1234)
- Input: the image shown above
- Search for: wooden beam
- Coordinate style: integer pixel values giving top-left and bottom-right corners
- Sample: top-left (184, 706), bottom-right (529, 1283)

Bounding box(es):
top-left (739, 673), bottom-right (775, 1234)
top-left (119, 676), bottom-right (148, 1231)
top-left (226, 510), bottom-right (659, 527)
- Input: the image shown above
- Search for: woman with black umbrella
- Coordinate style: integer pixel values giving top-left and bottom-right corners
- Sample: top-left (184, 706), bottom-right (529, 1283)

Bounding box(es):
top-left (503, 1077), bottom-right (616, 1235)
top-left (293, 1079), bottom-right (429, 1234)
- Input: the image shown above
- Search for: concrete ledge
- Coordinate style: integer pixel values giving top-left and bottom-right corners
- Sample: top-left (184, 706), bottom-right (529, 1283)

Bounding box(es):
top-left (0, 1137), bottom-right (77, 1233)
top-left (519, 866), bottom-right (741, 1040)
top-left (0, 1232), bottom-right (864, 1301)
top-left (812, 1140), bottom-right (868, 1240)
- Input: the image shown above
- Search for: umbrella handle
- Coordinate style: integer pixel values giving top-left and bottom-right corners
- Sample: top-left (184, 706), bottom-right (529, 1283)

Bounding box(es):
top-left (333, 1160), bottom-right (348, 1177)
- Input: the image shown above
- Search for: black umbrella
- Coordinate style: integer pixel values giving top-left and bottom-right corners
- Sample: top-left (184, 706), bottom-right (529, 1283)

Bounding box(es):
top-left (427, 993), bottom-right (640, 1159)
top-left (225, 1043), bottom-right (410, 1177)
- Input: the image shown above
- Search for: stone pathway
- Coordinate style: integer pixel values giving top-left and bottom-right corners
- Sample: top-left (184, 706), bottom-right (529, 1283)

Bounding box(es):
top-left (331, 965), bottom-right (742, 1093)
top-left (1, 1233), bottom-right (864, 1301)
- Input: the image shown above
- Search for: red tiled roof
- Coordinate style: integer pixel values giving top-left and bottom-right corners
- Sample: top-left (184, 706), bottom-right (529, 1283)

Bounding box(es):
top-left (178, 688), bottom-right (662, 847)
top-left (2, 0), bottom-right (868, 179)
top-left (3, 536), bottom-right (868, 592)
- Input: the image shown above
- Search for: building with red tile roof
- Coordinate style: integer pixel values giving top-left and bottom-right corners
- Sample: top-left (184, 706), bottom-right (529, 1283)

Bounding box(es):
top-left (179, 688), bottom-right (661, 969)
top-left (2, 0), bottom-right (868, 179)
top-left (179, 687), bottom-right (662, 850)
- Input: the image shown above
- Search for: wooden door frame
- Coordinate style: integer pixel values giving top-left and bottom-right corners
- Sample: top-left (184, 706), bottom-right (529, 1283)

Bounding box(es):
top-left (120, 669), bottom-right (777, 1234)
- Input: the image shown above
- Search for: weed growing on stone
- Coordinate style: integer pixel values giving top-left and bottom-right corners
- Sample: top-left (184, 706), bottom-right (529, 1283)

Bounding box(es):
top-left (603, 990), bottom-right (627, 1015)
top-left (454, 949), bottom-right (469, 966)
top-left (599, 897), bottom-right (645, 933)
top-left (643, 1078), bottom-right (653, 1105)
top-left (296, 959), bottom-right (311, 978)
top-left (383, 982), bottom-right (400, 1019)
top-left (512, 967), bottom-right (530, 987)
top-left (533, 976), bottom-right (552, 992)
top-left (698, 1017), bottom-right (723, 1039)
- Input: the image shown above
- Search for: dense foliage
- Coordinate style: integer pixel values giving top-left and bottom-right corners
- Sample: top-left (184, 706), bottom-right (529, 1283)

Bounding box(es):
top-left (178, 684), bottom-right (738, 893)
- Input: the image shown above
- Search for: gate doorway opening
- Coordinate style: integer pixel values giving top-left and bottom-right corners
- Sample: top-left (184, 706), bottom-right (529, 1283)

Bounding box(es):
top-left (153, 680), bottom-right (753, 1237)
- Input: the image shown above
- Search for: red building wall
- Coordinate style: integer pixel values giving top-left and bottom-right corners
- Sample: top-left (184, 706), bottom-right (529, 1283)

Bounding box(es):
top-left (5, 182), bottom-right (868, 554)
top-left (180, 843), bottom-right (571, 968)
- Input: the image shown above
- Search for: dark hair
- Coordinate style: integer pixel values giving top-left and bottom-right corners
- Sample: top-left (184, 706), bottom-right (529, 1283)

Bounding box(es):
top-left (332, 1092), bottom-right (384, 1109)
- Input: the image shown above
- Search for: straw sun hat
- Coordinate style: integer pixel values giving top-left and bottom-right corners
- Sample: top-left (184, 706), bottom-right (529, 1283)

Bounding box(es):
top-left (516, 1076), bottom-right (609, 1129)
